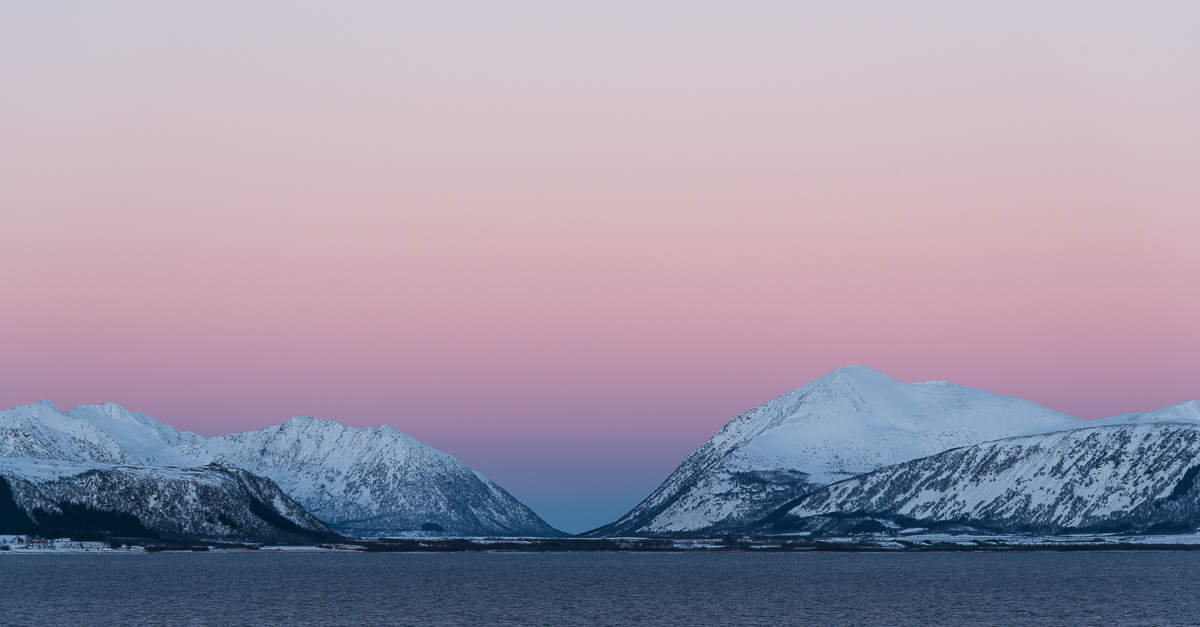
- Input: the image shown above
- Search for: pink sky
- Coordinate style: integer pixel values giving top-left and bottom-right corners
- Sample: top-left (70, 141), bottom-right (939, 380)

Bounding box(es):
top-left (2, 2), bottom-right (1198, 532)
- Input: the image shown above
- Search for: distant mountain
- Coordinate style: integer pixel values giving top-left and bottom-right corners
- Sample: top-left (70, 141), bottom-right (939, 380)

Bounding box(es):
top-left (0, 458), bottom-right (334, 544)
top-left (200, 416), bottom-right (560, 537)
top-left (1091, 400), bottom-right (1200, 427)
top-left (0, 402), bottom-right (561, 538)
top-left (758, 418), bottom-right (1200, 536)
top-left (587, 366), bottom-right (1082, 536)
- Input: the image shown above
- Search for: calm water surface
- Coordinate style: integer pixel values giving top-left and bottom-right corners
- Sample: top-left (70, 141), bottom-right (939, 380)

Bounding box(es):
top-left (3, 552), bottom-right (1199, 626)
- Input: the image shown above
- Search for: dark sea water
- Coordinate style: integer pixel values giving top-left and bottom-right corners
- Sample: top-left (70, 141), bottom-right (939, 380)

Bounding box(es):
top-left (3, 552), bottom-right (1200, 627)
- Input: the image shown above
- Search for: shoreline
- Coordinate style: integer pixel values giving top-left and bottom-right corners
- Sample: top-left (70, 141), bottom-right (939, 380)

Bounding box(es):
top-left (9, 533), bottom-right (1200, 554)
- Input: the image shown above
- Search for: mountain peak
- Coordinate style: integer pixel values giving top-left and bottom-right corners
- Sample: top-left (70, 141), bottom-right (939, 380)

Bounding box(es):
top-left (283, 414), bottom-right (334, 427)
top-left (1, 402), bottom-right (561, 537)
top-left (27, 400), bottom-right (61, 413)
top-left (806, 366), bottom-right (965, 397)
top-left (70, 402), bottom-right (138, 420)
top-left (589, 366), bottom-right (1082, 536)
top-left (1143, 400), bottom-right (1200, 422)
top-left (1094, 400), bottom-right (1200, 427)
top-left (798, 366), bottom-right (919, 404)
top-left (810, 365), bottom-right (893, 386)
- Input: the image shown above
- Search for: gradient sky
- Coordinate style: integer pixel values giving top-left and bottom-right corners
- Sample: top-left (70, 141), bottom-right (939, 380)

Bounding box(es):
top-left (1, 1), bottom-right (1198, 533)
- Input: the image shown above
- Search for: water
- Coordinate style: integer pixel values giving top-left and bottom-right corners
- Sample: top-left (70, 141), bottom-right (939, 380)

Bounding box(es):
top-left (3, 552), bottom-right (1200, 626)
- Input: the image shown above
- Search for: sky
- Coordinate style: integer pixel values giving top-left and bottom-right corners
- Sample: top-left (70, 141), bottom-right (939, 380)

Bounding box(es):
top-left (1, 1), bottom-right (1198, 533)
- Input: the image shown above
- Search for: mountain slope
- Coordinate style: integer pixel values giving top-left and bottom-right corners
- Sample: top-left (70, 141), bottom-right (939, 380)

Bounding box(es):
top-left (760, 421), bottom-right (1200, 535)
top-left (0, 458), bottom-right (334, 543)
top-left (200, 416), bottom-right (560, 537)
top-left (0, 402), bottom-right (561, 537)
top-left (1091, 401), bottom-right (1200, 427)
top-left (588, 366), bottom-right (1082, 536)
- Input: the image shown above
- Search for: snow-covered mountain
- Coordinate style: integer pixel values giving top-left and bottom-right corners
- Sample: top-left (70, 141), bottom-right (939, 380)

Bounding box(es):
top-left (760, 420), bottom-right (1200, 536)
top-left (0, 402), bottom-right (561, 537)
top-left (0, 458), bottom-right (334, 544)
top-left (587, 366), bottom-right (1083, 536)
top-left (200, 416), bottom-right (560, 537)
top-left (1091, 401), bottom-right (1200, 427)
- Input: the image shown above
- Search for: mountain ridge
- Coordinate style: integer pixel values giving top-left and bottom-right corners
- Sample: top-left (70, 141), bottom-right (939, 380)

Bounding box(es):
top-left (756, 421), bottom-right (1200, 536)
top-left (0, 402), bottom-right (562, 537)
top-left (0, 458), bottom-right (336, 543)
top-left (586, 366), bottom-right (1084, 536)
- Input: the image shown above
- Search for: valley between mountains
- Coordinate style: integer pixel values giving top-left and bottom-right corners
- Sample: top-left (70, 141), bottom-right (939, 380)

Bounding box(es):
top-left (4, 366), bottom-right (1200, 546)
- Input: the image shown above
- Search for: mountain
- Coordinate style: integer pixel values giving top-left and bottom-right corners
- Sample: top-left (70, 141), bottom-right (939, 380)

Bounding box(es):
top-left (0, 458), bottom-right (334, 544)
top-left (587, 366), bottom-right (1082, 536)
top-left (0, 401), bottom-right (561, 537)
top-left (1091, 400), bottom-right (1200, 427)
top-left (758, 419), bottom-right (1200, 536)
top-left (199, 416), bottom-right (560, 537)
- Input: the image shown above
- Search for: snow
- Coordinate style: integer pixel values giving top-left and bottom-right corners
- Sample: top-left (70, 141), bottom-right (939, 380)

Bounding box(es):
top-left (0, 457), bottom-right (197, 481)
top-left (776, 421), bottom-right (1200, 534)
top-left (0, 403), bottom-right (559, 537)
top-left (598, 366), bottom-right (1084, 535)
top-left (715, 367), bottom-right (1083, 484)
top-left (1092, 401), bottom-right (1200, 427)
